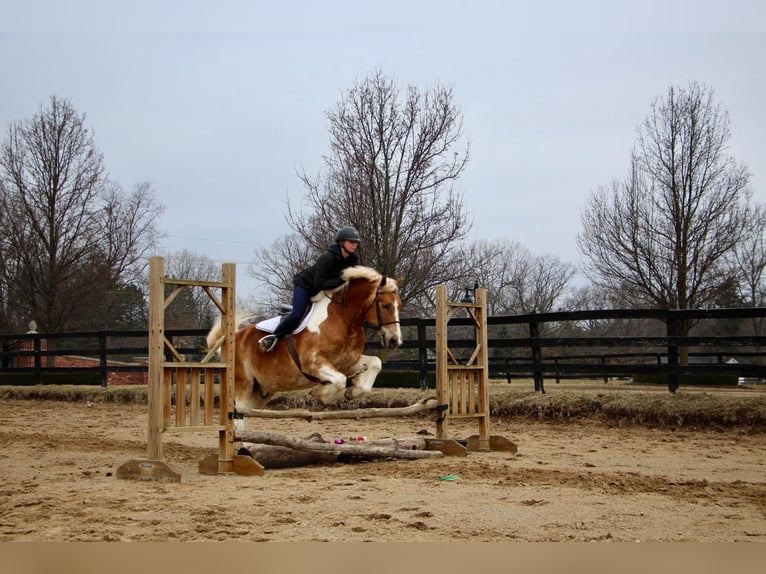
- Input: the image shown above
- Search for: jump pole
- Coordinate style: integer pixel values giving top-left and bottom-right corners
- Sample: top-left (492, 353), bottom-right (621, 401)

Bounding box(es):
top-left (435, 284), bottom-right (516, 452)
top-left (117, 256), bottom-right (262, 482)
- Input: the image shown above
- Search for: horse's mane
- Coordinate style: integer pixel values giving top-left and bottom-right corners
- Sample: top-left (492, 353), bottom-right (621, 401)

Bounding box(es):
top-left (340, 265), bottom-right (399, 293)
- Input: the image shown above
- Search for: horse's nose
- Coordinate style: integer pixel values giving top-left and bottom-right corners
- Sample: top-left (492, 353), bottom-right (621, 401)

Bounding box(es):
top-left (387, 337), bottom-right (401, 350)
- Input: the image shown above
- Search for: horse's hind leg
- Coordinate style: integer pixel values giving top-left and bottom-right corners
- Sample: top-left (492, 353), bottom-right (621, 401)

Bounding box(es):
top-left (235, 360), bottom-right (273, 409)
top-left (344, 355), bottom-right (383, 400)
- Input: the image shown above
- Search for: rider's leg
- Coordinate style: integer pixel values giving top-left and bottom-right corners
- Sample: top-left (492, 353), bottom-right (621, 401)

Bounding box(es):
top-left (259, 286), bottom-right (310, 352)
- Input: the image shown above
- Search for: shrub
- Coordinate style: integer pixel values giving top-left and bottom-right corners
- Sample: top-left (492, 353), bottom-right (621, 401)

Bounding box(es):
top-left (632, 373), bottom-right (739, 386)
top-left (374, 370), bottom-right (435, 389)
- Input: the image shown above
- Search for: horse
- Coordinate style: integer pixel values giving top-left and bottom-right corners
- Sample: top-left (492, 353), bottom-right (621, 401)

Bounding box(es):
top-left (206, 265), bottom-right (403, 410)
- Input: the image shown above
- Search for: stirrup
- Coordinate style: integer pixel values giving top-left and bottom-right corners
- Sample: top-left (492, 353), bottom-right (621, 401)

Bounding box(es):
top-left (258, 335), bottom-right (278, 353)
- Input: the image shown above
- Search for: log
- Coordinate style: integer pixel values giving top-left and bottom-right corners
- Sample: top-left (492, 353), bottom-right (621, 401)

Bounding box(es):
top-left (235, 430), bottom-right (443, 460)
top-left (240, 435), bottom-right (456, 468)
top-left (236, 398), bottom-right (442, 421)
top-left (238, 444), bottom-right (339, 468)
top-left (239, 432), bottom-right (340, 468)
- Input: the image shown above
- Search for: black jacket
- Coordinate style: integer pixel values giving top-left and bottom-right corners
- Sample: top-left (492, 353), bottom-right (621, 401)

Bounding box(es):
top-left (293, 244), bottom-right (360, 296)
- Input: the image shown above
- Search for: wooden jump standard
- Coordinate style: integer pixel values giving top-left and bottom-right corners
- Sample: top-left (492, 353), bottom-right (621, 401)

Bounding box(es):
top-left (434, 284), bottom-right (515, 453)
top-left (117, 256), bottom-right (262, 482)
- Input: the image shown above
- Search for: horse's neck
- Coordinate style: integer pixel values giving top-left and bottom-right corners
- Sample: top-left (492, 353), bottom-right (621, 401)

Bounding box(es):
top-left (332, 282), bottom-right (373, 323)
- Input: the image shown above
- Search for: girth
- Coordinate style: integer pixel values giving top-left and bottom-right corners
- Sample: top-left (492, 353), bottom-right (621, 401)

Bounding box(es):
top-left (284, 335), bottom-right (323, 384)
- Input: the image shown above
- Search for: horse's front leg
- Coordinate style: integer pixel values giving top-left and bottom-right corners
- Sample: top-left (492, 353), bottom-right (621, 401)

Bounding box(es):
top-left (345, 355), bottom-right (383, 400)
top-left (308, 363), bottom-right (348, 404)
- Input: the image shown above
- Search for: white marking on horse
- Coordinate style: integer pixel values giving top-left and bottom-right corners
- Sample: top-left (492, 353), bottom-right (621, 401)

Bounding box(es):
top-left (346, 355), bottom-right (382, 399)
top-left (306, 296), bottom-right (331, 333)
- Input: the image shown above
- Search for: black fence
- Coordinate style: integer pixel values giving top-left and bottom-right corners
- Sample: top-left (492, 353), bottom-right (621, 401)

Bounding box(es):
top-left (2, 308), bottom-right (766, 393)
top-left (391, 307), bottom-right (766, 393)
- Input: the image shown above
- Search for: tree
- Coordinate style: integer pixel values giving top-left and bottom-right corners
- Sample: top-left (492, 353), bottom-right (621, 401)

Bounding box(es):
top-left (0, 95), bottom-right (164, 332)
top-left (457, 239), bottom-right (575, 317)
top-left (264, 70), bottom-right (471, 316)
top-left (578, 82), bottom-right (752, 314)
top-left (729, 203), bottom-right (766, 308)
top-left (249, 234), bottom-right (317, 315)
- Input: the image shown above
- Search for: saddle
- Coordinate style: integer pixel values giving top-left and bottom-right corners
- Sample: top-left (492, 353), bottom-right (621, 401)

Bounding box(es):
top-left (254, 303), bottom-right (315, 335)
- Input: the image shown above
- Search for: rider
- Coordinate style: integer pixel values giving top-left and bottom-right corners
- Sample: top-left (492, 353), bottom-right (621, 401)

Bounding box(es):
top-left (258, 226), bottom-right (362, 352)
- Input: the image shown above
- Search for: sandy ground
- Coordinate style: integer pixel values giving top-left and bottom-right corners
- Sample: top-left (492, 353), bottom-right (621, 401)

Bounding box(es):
top-left (1, 398), bottom-right (765, 542)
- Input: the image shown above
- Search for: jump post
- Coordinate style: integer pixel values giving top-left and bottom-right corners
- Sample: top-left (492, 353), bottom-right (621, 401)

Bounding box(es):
top-left (434, 284), bottom-right (515, 452)
top-left (116, 256), bottom-right (262, 482)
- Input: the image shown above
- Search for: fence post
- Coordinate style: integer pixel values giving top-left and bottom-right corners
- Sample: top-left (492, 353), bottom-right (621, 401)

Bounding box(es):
top-left (99, 333), bottom-right (108, 387)
top-left (417, 320), bottom-right (428, 390)
top-left (666, 312), bottom-right (680, 395)
top-left (528, 314), bottom-right (545, 394)
top-left (33, 335), bottom-right (42, 386)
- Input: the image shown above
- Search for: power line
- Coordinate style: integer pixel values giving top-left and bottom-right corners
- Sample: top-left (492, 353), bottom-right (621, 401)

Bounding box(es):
top-left (164, 234), bottom-right (270, 248)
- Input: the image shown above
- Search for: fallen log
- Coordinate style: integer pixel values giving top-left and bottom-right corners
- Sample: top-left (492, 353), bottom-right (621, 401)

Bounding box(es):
top-left (236, 397), bottom-right (442, 421)
top-left (238, 444), bottom-right (339, 468)
top-left (235, 430), bottom-right (444, 460)
top-left (239, 433), bottom-right (465, 468)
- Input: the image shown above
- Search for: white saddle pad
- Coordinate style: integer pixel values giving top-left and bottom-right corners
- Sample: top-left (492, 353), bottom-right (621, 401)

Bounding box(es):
top-left (254, 304), bottom-right (315, 334)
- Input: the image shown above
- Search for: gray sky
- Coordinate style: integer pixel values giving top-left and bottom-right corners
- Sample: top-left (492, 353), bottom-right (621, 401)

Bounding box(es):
top-left (2, 1), bottom-right (765, 298)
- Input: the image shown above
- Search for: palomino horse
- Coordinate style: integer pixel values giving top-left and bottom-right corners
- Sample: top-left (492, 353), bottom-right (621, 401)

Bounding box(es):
top-left (206, 266), bottom-right (403, 410)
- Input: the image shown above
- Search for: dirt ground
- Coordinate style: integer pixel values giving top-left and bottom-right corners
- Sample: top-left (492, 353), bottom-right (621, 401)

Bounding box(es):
top-left (1, 398), bottom-right (765, 542)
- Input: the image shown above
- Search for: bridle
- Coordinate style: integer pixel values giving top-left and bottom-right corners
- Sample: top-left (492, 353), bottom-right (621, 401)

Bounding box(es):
top-left (363, 287), bottom-right (401, 331)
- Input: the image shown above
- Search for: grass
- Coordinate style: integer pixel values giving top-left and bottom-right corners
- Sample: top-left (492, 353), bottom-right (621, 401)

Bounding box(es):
top-left (1, 379), bottom-right (765, 432)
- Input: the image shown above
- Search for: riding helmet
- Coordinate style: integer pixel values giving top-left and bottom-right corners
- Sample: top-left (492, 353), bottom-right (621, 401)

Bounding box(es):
top-left (335, 226), bottom-right (362, 243)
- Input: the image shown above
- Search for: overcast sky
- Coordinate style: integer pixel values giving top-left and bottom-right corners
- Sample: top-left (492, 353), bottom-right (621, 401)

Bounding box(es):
top-left (2, 2), bottom-right (764, 298)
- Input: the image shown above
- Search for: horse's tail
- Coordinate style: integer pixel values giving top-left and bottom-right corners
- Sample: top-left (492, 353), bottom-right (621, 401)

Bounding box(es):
top-left (206, 311), bottom-right (257, 354)
top-left (206, 316), bottom-right (223, 353)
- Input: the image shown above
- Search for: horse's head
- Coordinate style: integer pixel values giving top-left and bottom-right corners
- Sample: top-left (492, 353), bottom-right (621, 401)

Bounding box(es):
top-left (340, 266), bottom-right (403, 350)
top-left (367, 275), bottom-right (404, 350)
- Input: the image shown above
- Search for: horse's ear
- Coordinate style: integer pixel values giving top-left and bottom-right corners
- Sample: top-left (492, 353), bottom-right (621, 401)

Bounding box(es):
top-left (379, 276), bottom-right (386, 287)
top-left (396, 276), bottom-right (403, 287)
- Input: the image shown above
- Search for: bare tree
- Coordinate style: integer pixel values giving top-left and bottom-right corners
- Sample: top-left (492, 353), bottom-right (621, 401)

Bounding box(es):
top-left (727, 203), bottom-right (766, 337)
top-left (578, 82), bottom-right (752, 315)
top-left (459, 239), bottom-right (575, 315)
top-left (0, 95), bottom-right (163, 332)
top-left (729, 203), bottom-right (766, 307)
top-left (101, 181), bottom-right (164, 285)
top-left (272, 70), bottom-right (470, 316)
top-left (249, 233), bottom-right (316, 314)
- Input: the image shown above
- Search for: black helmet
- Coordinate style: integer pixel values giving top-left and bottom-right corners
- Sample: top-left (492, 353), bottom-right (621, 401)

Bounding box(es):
top-left (335, 226), bottom-right (362, 243)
